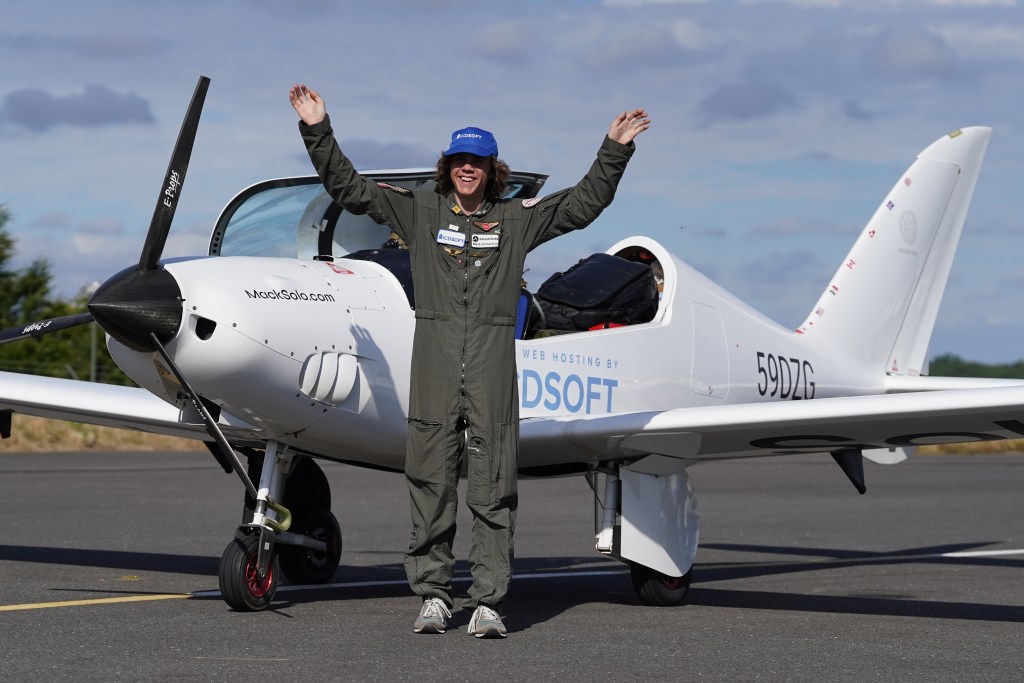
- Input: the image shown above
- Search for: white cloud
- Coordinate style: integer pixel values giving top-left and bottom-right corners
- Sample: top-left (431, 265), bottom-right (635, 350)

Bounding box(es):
top-left (932, 22), bottom-right (1024, 59)
top-left (866, 25), bottom-right (959, 80)
top-left (603, 0), bottom-right (710, 5)
top-left (928, 0), bottom-right (1016, 6)
top-left (670, 19), bottom-right (707, 49)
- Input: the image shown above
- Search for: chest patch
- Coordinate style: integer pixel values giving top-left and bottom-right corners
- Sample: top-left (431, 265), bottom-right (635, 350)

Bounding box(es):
top-left (474, 221), bottom-right (500, 231)
top-left (471, 233), bottom-right (500, 249)
top-left (437, 227), bottom-right (465, 248)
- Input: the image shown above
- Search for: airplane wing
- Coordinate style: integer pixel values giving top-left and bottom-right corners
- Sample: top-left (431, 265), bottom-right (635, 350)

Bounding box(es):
top-left (6, 368), bottom-right (1023, 468)
top-left (0, 371), bottom-right (213, 442)
top-left (519, 385), bottom-right (1024, 465)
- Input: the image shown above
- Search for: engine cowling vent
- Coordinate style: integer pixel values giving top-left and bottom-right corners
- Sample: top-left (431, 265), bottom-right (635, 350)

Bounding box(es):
top-left (299, 352), bottom-right (358, 405)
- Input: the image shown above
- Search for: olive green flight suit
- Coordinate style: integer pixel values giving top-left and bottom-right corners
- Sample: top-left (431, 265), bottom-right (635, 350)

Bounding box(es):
top-left (300, 115), bottom-right (635, 608)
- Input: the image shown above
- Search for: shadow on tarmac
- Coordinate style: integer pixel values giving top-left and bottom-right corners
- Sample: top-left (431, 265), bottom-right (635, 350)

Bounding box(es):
top-left (4, 542), bottom-right (1023, 624)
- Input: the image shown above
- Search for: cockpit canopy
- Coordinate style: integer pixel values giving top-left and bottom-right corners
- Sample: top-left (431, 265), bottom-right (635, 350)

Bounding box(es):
top-left (209, 170), bottom-right (548, 259)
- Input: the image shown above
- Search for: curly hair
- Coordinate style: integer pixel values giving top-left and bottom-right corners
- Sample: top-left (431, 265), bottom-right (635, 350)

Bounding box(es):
top-left (434, 154), bottom-right (510, 202)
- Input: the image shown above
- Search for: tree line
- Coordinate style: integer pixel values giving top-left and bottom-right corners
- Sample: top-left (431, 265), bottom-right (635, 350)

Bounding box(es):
top-left (927, 354), bottom-right (1024, 379)
top-left (0, 205), bottom-right (130, 384)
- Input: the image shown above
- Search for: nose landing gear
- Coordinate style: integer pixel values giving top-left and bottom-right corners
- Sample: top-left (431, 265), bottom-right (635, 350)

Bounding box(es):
top-left (215, 441), bottom-right (342, 611)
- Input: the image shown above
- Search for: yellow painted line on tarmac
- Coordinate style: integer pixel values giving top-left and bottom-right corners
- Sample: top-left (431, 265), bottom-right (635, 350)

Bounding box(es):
top-left (0, 593), bottom-right (191, 612)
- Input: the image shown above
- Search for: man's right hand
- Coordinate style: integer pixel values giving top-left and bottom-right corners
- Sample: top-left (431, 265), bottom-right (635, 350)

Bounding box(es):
top-left (289, 84), bottom-right (327, 125)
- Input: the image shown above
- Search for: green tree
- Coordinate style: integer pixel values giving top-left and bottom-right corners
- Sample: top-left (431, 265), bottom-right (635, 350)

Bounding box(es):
top-left (0, 205), bottom-right (132, 384)
top-left (929, 353), bottom-right (1024, 379)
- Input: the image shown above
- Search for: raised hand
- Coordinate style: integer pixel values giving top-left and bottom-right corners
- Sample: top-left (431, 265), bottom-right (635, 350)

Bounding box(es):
top-left (289, 84), bottom-right (327, 126)
top-left (608, 108), bottom-right (650, 145)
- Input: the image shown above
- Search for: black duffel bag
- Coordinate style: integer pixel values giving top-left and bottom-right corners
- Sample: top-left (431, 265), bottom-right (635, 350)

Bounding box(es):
top-left (535, 253), bottom-right (658, 331)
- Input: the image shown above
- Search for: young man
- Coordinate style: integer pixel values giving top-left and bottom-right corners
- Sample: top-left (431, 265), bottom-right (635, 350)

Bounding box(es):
top-left (289, 84), bottom-right (649, 637)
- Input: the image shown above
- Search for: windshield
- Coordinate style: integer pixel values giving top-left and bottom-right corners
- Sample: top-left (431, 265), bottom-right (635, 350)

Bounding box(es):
top-left (212, 181), bottom-right (324, 257)
top-left (210, 171), bottom-right (548, 259)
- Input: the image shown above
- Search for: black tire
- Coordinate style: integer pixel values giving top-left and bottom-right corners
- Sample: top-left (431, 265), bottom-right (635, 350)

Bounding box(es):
top-left (630, 562), bottom-right (692, 606)
top-left (283, 457), bottom-right (332, 520)
top-left (279, 510), bottom-right (342, 585)
top-left (218, 535), bottom-right (278, 611)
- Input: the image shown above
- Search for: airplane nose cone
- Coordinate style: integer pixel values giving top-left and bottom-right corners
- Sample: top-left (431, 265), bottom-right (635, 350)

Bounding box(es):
top-left (88, 265), bottom-right (183, 352)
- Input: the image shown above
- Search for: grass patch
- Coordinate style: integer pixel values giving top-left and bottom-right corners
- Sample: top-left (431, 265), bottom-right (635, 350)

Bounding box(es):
top-left (917, 439), bottom-right (1024, 455)
top-left (1, 414), bottom-right (204, 452)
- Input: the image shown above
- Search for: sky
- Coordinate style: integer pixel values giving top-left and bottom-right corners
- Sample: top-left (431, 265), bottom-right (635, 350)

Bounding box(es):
top-left (3, 0), bottom-right (1024, 363)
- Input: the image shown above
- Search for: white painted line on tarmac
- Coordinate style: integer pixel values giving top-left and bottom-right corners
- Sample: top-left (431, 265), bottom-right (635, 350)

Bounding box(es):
top-left (192, 567), bottom-right (629, 599)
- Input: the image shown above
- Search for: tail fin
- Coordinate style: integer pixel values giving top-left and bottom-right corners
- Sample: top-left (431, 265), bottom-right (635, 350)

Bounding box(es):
top-left (797, 127), bottom-right (991, 377)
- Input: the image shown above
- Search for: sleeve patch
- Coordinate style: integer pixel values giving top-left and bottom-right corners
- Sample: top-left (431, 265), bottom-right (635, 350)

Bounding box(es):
top-left (377, 182), bottom-right (412, 196)
top-left (521, 195), bottom-right (545, 208)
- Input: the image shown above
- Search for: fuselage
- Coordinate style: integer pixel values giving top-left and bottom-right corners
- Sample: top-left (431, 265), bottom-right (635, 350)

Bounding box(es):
top-left (107, 236), bottom-right (887, 471)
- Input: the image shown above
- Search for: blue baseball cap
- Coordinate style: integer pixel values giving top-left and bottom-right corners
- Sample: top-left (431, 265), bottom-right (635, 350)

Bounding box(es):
top-left (444, 126), bottom-right (498, 157)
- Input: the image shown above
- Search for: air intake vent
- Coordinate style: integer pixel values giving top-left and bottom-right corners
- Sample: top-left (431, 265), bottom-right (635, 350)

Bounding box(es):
top-left (299, 352), bottom-right (358, 404)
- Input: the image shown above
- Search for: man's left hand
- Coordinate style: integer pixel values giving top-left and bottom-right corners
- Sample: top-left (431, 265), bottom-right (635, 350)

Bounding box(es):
top-left (608, 109), bottom-right (650, 145)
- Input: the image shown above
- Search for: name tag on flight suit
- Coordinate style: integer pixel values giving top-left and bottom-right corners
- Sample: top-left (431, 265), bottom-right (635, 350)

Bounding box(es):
top-left (471, 233), bottom-right (500, 249)
top-left (437, 227), bottom-right (465, 248)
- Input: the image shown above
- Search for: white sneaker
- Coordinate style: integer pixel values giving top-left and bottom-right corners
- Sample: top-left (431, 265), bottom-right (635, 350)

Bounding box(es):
top-left (413, 597), bottom-right (452, 634)
top-left (467, 604), bottom-right (507, 638)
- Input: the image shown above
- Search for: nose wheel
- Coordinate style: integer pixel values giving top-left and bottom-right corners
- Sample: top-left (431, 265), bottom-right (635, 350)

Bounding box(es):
top-left (219, 534), bottom-right (279, 611)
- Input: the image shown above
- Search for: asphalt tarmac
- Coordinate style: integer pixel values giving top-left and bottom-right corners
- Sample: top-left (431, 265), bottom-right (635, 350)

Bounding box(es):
top-left (0, 449), bottom-right (1021, 681)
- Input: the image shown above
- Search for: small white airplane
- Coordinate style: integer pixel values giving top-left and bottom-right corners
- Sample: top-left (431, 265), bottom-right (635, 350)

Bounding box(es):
top-left (3, 76), bottom-right (1024, 611)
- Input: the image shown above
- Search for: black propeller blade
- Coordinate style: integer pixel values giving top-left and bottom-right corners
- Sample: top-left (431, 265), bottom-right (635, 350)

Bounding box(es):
top-left (87, 76), bottom-right (211, 352)
top-left (0, 312), bottom-right (94, 346)
top-left (138, 75), bottom-right (210, 272)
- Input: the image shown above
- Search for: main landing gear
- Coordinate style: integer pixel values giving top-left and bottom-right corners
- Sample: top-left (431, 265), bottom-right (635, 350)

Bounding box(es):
top-left (629, 562), bottom-right (692, 607)
top-left (217, 441), bottom-right (342, 611)
top-left (591, 462), bottom-right (697, 608)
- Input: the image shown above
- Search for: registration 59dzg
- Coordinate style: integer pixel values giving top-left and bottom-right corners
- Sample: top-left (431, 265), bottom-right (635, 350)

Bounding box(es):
top-left (756, 351), bottom-right (815, 400)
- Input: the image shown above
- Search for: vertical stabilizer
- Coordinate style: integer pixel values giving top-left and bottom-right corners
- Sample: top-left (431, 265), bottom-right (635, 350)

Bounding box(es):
top-left (796, 127), bottom-right (991, 376)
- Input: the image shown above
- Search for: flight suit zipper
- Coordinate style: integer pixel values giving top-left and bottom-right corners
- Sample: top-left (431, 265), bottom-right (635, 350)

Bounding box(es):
top-left (460, 219), bottom-right (470, 405)
top-left (461, 256), bottom-right (468, 402)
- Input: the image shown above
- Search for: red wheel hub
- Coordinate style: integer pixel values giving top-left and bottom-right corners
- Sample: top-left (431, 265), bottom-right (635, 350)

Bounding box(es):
top-left (244, 554), bottom-right (273, 598)
top-left (660, 575), bottom-right (685, 590)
